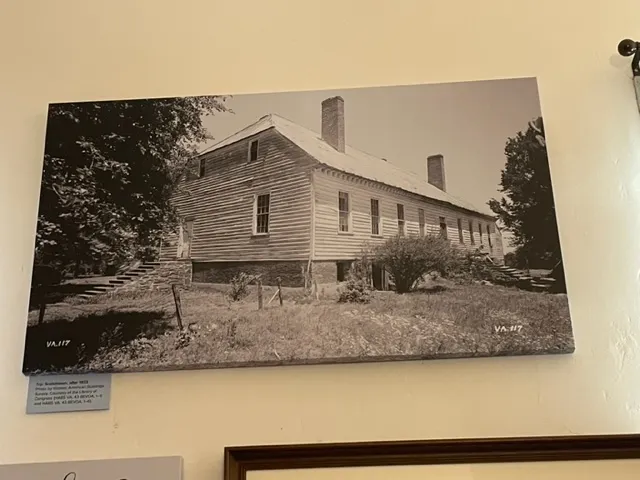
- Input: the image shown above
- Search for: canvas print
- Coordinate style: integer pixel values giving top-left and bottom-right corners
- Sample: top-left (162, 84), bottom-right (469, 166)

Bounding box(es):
top-left (23, 78), bottom-right (574, 374)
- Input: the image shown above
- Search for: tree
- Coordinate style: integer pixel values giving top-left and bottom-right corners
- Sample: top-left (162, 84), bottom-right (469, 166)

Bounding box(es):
top-left (34, 96), bottom-right (229, 281)
top-left (488, 117), bottom-right (562, 269)
top-left (372, 235), bottom-right (459, 294)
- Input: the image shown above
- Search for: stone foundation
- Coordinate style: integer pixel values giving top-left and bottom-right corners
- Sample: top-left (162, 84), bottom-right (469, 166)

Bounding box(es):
top-left (192, 261), bottom-right (307, 287)
top-left (312, 261), bottom-right (339, 284)
top-left (190, 260), bottom-right (367, 287)
top-left (113, 259), bottom-right (192, 294)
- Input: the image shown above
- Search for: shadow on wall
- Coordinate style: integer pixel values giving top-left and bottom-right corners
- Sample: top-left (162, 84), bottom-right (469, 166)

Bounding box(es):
top-left (22, 310), bottom-right (173, 374)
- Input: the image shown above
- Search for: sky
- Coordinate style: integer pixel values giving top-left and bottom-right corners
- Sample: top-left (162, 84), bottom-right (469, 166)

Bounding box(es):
top-left (198, 77), bottom-right (544, 252)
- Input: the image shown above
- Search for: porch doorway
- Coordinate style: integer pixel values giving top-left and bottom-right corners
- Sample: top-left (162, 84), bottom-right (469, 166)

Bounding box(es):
top-left (372, 263), bottom-right (389, 291)
top-left (177, 219), bottom-right (194, 259)
top-left (336, 261), bottom-right (352, 282)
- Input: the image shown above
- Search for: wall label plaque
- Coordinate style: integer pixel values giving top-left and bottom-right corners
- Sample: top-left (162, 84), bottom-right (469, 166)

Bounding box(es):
top-left (0, 456), bottom-right (182, 480)
top-left (26, 373), bottom-right (111, 414)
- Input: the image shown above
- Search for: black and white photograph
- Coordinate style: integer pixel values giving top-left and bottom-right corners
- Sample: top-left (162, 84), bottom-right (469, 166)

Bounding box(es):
top-left (23, 78), bottom-right (574, 374)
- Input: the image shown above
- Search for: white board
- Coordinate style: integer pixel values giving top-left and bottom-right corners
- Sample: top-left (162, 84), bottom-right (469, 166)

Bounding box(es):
top-left (0, 456), bottom-right (183, 480)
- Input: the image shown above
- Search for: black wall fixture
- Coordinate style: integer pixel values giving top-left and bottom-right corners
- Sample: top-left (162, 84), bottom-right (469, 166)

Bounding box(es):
top-left (618, 38), bottom-right (640, 111)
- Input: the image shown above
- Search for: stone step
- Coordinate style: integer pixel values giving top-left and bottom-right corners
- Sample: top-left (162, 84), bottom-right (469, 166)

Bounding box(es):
top-left (76, 294), bottom-right (93, 299)
top-left (537, 277), bottom-right (556, 284)
top-left (91, 285), bottom-right (114, 292)
top-left (83, 290), bottom-right (105, 295)
top-left (137, 265), bottom-right (155, 270)
top-left (117, 274), bottom-right (139, 279)
top-left (143, 262), bottom-right (161, 266)
top-left (128, 269), bottom-right (149, 274)
top-left (530, 282), bottom-right (551, 290)
top-left (109, 279), bottom-right (125, 285)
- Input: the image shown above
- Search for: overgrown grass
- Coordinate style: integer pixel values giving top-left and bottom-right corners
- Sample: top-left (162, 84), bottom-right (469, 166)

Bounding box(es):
top-left (24, 282), bottom-right (574, 374)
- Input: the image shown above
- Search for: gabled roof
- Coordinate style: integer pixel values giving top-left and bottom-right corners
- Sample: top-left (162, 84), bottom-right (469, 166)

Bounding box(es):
top-left (203, 114), bottom-right (494, 217)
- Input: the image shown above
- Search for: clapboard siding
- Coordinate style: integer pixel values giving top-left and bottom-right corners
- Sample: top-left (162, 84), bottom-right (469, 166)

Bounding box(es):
top-left (159, 232), bottom-right (179, 262)
top-left (313, 167), bottom-right (502, 261)
top-left (493, 227), bottom-right (504, 261)
top-left (163, 128), bottom-right (315, 262)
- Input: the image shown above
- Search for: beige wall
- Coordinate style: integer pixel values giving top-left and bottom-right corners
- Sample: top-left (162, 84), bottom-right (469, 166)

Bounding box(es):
top-left (1, 1), bottom-right (640, 480)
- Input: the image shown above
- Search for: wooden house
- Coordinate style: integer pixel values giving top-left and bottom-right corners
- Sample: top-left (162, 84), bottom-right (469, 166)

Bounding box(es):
top-left (159, 96), bottom-right (504, 288)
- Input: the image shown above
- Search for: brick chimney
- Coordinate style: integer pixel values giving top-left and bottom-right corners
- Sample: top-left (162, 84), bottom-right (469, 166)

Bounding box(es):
top-left (321, 96), bottom-right (345, 153)
top-left (427, 154), bottom-right (446, 192)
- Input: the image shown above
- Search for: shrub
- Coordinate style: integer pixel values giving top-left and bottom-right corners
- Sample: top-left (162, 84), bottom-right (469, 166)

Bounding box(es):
top-left (450, 250), bottom-right (492, 284)
top-left (451, 249), bottom-right (519, 287)
top-left (372, 235), bottom-right (459, 294)
top-left (337, 277), bottom-right (372, 304)
top-left (337, 257), bottom-right (373, 304)
top-left (228, 272), bottom-right (259, 301)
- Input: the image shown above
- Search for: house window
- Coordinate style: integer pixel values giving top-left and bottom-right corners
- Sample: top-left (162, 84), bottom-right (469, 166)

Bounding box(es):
top-left (469, 220), bottom-right (475, 245)
top-left (397, 204), bottom-right (405, 235)
top-left (248, 139), bottom-right (259, 162)
top-left (338, 191), bottom-right (350, 232)
top-left (199, 158), bottom-right (206, 178)
top-left (478, 222), bottom-right (483, 244)
top-left (418, 208), bottom-right (425, 236)
top-left (254, 193), bottom-right (270, 234)
top-left (457, 218), bottom-right (464, 243)
top-left (439, 216), bottom-right (447, 239)
top-left (486, 224), bottom-right (492, 248)
top-left (370, 199), bottom-right (380, 235)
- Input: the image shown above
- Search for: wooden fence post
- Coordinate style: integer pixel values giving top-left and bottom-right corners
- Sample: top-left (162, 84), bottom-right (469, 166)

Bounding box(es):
top-left (38, 301), bottom-right (46, 325)
top-left (257, 278), bottom-right (263, 310)
top-left (305, 258), bottom-right (312, 291)
top-left (313, 279), bottom-right (319, 300)
top-left (171, 284), bottom-right (184, 329)
top-left (37, 286), bottom-right (47, 325)
top-left (302, 264), bottom-right (308, 291)
top-left (267, 290), bottom-right (279, 305)
top-left (277, 277), bottom-right (283, 306)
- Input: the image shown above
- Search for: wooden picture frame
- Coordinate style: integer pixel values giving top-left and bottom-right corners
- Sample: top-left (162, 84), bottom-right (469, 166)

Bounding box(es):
top-left (224, 434), bottom-right (640, 480)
